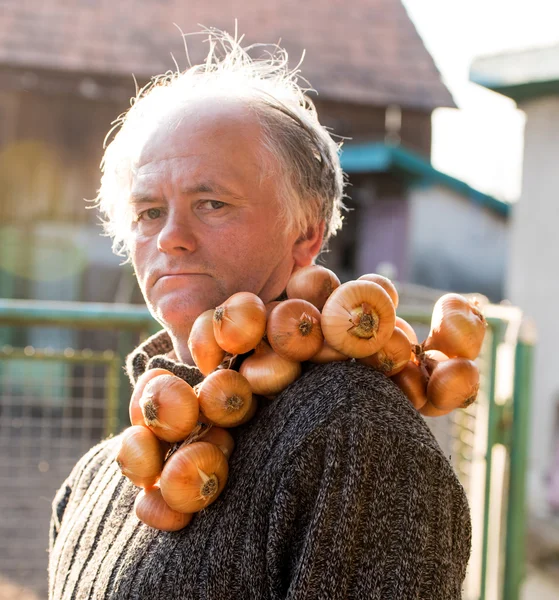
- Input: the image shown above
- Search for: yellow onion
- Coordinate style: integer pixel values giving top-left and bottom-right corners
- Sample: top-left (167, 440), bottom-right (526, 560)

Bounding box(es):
top-left (427, 357), bottom-right (480, 411)
top-left (160, 441), bottom-right (228, 513)
top-left (309, 340), bottom-right (349, 364)
top-left (423, 293), bottom-right (487, 359)
top-left (129, 368), bottom-right (175, 426)
top-left (201, 427), bottom-right (235, 460)
top-left (134, 486), bottom-right (193, 531)
top-left (267, 298), bottom-right (323, 361)
top-left (140, 374), bottom-right (199, 442)
top-left (419, 401), bottom-right (453, 418)
top-left (188, 309), bottom-right (226, 375)
top-left (359, 327), bottom-right (411, 376)
top-left (391, 361), bottom-right (428, 410)
top-left (116, 425), bottom-right (165, 488)
top-left (395, 316), bottom-right (419, 345)
top-left (213, 292), bottom-right (267, 355)
top-left (321, 280), bottom-right (396, 358)
top-left (197, 369), bottom-right (254, 427)
top-left (286, 265), bottom-right (340, 310)
top-left (239, 340), bottom-right (301, 396)
top-left (358, 273), bottom-right (399, 308)
top-left (420, 349), bottom-right (449, 376)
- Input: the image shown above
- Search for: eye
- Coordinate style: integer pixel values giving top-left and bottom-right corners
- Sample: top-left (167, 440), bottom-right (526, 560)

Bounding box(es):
top-left (199, 200), bottom-right (227, 211)
top-left (137, 207), bottom-right (163, 221)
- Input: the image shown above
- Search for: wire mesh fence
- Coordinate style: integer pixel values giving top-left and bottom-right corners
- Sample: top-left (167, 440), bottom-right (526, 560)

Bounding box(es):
top-left (0, 347), bottom-right (120, 598)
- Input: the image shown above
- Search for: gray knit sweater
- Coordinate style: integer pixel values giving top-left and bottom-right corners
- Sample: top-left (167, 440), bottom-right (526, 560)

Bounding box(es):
top-left (49, 330), bottom-right (471, 599)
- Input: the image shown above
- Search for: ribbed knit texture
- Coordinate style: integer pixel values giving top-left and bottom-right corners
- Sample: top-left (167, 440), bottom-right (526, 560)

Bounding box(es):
top-left (49, 330), bottom-right (471, 599)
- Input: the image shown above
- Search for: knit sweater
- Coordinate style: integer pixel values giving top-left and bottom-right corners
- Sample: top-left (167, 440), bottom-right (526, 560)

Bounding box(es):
top-left (48, 330), bottom-right (471, 599)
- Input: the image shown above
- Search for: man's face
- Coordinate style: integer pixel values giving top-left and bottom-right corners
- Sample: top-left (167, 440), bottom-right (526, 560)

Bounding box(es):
top-left (127, 97), bottom-right (319, 337)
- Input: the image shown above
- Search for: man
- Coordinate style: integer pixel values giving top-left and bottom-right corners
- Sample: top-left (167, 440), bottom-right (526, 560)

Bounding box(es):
top-left (49, 30), bottom-right (471, 599)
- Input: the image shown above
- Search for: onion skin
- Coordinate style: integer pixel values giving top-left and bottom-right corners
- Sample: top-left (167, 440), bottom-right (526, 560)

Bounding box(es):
top-left (267, 299), bottom-right (324, 361)
top-left (359, 327), bottom-right (411, 377)
top-left (140, 374), bottom-right (200, 443)
top-left (286, 265), bottom-right (340, 310)
top-left (309, 340), bottom-right (349, 364)
top-left (421, 350), bottom-right (449, 376)
top-left (427, 357), bottom-right (480, 411)
top-left (423, 293), bottom-right (487, 360)
top-left (116, 426), bottom-right (165, 488)
top-left (395, 317), bottom-right (418, 345)
top-left (213, 292), bottom-right (267, 355)
top-left (358, 273), bottom-right (399, 308)
top-left (129, 368), bottom-right (175, 426)
top-left (391, 361), bottom-right (428, 410)
top-left (239, 341), bottom-right (301, 396)
top-left (134, 486), bottom-right (193, 531)
top-left (160, 441), bottom-right (229, 513)
top-left (188, 309), bottom-right (226, 376)
top-left (321, 280), bottom-right (396, 358)
top-left (197, 369), bottom-right (254, 427)
top-left (200, 427), bottom-right (235, 460)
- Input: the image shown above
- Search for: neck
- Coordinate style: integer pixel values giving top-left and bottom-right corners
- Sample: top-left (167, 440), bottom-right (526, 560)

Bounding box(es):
top-left (167, 330), bottom-right (196, 366)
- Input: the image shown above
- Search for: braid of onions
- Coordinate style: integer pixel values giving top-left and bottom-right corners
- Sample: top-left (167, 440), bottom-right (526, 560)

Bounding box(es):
top-left (117, 268), bottom-right (487, 531)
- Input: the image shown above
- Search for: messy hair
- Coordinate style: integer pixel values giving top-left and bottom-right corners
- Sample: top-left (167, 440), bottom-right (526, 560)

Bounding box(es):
top-left (96, 27), bottom-right (346, 257)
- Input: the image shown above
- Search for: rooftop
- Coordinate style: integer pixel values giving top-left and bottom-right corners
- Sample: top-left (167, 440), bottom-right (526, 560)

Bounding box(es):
top-left (0, 0), bottom-right (454, 110)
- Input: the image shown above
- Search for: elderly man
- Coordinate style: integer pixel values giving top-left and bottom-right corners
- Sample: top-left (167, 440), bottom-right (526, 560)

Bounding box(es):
top-left (48, 31), bottom-right (471, 599)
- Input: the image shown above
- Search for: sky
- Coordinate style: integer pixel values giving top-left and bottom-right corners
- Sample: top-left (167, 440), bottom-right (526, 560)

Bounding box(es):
top-left (401, 0), bottom-right (559, 202)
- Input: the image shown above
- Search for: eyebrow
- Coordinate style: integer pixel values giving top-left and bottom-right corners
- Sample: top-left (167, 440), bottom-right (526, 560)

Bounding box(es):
top-left (129, 182), bottom-right (243, 204)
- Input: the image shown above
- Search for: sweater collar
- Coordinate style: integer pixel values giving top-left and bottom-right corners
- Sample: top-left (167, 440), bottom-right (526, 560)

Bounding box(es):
top-left (125, 329), bottom-right (205, 388)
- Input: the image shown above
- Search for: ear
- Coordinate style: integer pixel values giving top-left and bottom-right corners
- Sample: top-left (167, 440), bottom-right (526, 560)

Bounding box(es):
top-left (292, 221), bottom-right (325, 268)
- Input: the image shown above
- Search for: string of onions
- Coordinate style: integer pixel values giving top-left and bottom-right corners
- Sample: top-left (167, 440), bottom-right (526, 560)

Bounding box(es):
top-left (118, 271), bottom-right (487, 533)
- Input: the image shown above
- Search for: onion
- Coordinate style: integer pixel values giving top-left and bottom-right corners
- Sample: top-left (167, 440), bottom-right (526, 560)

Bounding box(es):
top-left (129, 368), bottom-right (175, 426)
top-left (427, 357), bottom-right (480, 411)
top-left (359, 327), bottom-right (411, 376)
top-left (200, 427), bottom-right (235, 460)
top-left (309, 340), bottom-right (349, 364)
top-left (421, 349), bottom-right (449, 376)
top-left (116, 425), bottom-right (165, 488)
top-left (160, 441), bottom-right (228, 513)
top-left (391, 361), bottom-right (428, 410)
top-left (197, 369), bottom-right (254, 427)
top-left (140, 374), bottom-right (199, 442)
top-left (423, 293), bottom-right (487, 359)
top-left (286, 265), bottom-right (340, 310)
top-left (395, 316), bottom-right (418, 345)
top-left (321, 280), bottom-right (396, 358)
top-left (358, 273), bottom-right (399, 308)
top-left (213, 292), bottom-right (267, 355)
top-left (239, 340), bottom-right (301, 396)
top-left (419, 401), bottom-right (453, 418)
top-left (267, 298), bottom-right (323, 361)
top-left (188, 309), bottom-right (226, 375)
top-left (134, 486), bottom-right (193, 531)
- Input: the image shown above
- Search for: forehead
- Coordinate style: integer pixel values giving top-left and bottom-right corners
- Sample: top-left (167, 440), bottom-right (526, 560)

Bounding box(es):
top-left (136, 97), bottom-right (266, 168)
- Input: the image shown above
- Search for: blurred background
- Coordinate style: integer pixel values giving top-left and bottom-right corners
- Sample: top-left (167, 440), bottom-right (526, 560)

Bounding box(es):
top-left (0, 0), bottom-right (558, 598)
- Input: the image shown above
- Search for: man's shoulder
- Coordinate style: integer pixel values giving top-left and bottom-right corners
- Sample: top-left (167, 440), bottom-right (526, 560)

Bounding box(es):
top-left (285, 360), bottom-right (444, 456)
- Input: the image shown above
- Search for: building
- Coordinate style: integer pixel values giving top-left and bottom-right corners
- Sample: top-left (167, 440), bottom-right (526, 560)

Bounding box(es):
top-left (471, 43), bottom-right (559, 515)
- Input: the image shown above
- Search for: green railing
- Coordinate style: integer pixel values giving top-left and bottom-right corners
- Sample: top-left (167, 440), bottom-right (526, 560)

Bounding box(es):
top-left (0, 298), bottom-right (534, 600)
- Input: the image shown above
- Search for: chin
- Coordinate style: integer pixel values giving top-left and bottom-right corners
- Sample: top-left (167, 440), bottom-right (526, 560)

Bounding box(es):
top-left (148, 291), bottom-right (219, 332)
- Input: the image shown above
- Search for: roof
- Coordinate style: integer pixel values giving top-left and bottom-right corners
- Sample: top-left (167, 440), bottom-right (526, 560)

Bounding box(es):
top-left (0, 0), bottom-right (454, 110)
top-left (470, 43), bottom-right (559, 102)
top-left (340, 142), bottom-right (510, 217)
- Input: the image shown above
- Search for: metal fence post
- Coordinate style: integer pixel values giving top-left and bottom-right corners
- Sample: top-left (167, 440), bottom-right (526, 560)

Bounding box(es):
top-left (503, 323), bottom-right (536, 599)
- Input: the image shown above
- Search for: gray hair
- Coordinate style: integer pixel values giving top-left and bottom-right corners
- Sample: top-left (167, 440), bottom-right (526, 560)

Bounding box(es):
top-left (96, 28), bottom-right (346, 256)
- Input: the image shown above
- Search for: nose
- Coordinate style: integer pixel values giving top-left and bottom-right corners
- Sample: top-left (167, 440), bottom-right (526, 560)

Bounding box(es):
top-left (156, 210), bottom-right (197, 254)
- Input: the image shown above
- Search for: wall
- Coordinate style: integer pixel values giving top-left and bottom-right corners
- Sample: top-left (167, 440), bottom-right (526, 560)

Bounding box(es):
top-left (507, 94), bottom-right (559, 515)
top-left (408, 184), bottom-right (508, 301)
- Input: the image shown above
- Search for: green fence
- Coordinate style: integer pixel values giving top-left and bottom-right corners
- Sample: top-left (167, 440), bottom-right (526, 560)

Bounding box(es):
top-left (0, 298), bottom-right (534, 600)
